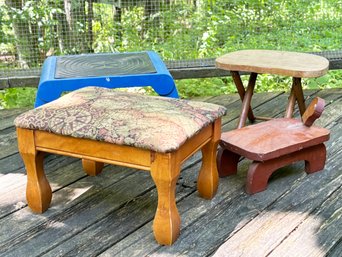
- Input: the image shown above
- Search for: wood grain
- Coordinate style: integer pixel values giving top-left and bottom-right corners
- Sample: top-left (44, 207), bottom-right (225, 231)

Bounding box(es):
top-left (82, 159), bottom-right (104, 176)
top-left (197, 119), bottom-right (221, 199)
top-left (16, 128), bottom-right (52, 213)
top-left (150, 152), bottom-right (181, 245)
top-left (35, 131), bottom-right (151, 170)
top-left (216, 50), bottom-right (329, 78)
top-left (16, 109), bottom-right (221, 246)
top-left (302, 97), bottom-right (325, 126)
top-left (220, 118), bottom-right (330, 161)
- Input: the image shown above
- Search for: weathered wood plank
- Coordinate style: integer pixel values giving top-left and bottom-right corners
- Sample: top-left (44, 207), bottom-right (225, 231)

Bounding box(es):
top-left (0, 107), bottom-right (29, 119)
top-left (0, 166), bottom-right (141, 254)
top-left (0, 153), bottom-right (23, 175)
top-left (327, 240), bottom-right (342, 257)
top-left (0, 108), bottom-right (30, 131)
top-left (268, 185), bottom-right (342, 257)
top-left (0, 159), bottom-right (83, 219)
top-left (0, 152), bottom-right (75, 175)
top-left (0, 128), bottom-right (18, 159)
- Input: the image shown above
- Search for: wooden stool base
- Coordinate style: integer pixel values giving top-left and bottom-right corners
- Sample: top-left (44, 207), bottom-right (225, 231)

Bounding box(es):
top-left (17, 119), bottom-right (221, 245)
top-left (217, 104), bottom-right (330, 195)
top-left (217, 142), bottom-right (328, 195)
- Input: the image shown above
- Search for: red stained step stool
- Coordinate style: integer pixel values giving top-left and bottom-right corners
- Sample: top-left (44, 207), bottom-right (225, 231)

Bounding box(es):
top-left (217, 97), bottom-right (330, 194)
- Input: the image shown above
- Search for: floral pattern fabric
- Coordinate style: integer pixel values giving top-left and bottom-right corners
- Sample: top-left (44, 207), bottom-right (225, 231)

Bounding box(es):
top-left (15, 87), bottom-right (226, 153)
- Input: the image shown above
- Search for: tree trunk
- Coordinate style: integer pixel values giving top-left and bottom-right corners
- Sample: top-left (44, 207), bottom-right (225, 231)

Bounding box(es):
top-left (87, 0), bottom-right (94, 52)
top-left (56, 0), bottom-right (92, 54)
top-left (5, 0), bottom-right (40, 68)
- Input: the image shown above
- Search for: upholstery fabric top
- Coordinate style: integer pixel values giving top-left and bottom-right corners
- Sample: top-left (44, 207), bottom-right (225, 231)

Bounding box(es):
top-left (15, 87), bottom-right (226, 153)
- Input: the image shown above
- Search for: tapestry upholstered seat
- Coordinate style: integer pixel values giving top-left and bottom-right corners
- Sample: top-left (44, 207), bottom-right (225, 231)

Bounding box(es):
top-left (15, 87), bottom-right (225, 152)
top-left (15, 86), bottom-right (226, 245)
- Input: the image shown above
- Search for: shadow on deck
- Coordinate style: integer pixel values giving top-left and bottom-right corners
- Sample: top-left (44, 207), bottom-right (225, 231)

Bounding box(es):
top-left (0, 89), bottom-right (341, 257)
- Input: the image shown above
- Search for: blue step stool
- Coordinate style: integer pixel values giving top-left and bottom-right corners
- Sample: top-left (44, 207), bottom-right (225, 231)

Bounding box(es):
top-left (35, 51), bottom-right (179, 107)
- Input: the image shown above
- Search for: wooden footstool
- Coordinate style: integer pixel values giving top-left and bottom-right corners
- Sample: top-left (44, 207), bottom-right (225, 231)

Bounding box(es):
top-left (217, 97), bottom-right (330, 194)
top-left (14, 87), bottom-right (226, 245)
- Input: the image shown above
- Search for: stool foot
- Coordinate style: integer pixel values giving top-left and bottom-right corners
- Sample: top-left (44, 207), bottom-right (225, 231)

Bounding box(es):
top-left (150, 153), bottom-right (180, 245)
top-left (305, 144), bottom-right (327, 174)
top-left (217, 147), bottom-right (240, 177)
top-left (82, 159), bottom-right (104, 176)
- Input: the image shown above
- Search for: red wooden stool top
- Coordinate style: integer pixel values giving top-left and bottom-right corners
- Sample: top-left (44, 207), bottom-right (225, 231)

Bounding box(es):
top-left (220, 97), bottom-right (330, 161)
top-left (220, 118), bottom-right (330, 161)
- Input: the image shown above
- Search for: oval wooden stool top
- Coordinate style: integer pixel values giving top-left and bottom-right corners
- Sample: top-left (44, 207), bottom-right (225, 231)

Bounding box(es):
top-left (216, 50), bottom-right (329, 78)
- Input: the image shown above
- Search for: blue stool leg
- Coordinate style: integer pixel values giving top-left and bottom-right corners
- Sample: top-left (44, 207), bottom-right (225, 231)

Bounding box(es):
top-left (34, 97), bottom-right (47, 108)
top-left (151, 76), bottom-right (179, 98)
top-left (35, 86), bottom-right (64, 108)
top-left (164, 86), bottom-right (179, 98)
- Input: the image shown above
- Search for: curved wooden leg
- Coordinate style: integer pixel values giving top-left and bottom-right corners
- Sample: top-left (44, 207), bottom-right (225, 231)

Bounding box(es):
top-left (246, 144), bottom-right (328, 194)
top-left (25, 151), bottom-right (52, 213)
top-left (217, 147), bottom-right (240, 177)
top-left (305, 144), bottom-right (327, 174)
top-left (82, 159), bottom-right (104, 176)
top-left (150, 152), bottom-right (180, 245)
top-left (246, 161), bottom-right (276, 195)
top-left (17, 128), bottom-right (52, 213)
top-left (197, 119), bottom-right (221, 199)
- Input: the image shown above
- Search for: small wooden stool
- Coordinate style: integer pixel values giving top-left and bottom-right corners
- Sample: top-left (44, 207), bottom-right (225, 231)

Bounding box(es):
top-left (15, 87), bottom-right (226, 245)
top-left (217, 97), bottom-right (330, 194)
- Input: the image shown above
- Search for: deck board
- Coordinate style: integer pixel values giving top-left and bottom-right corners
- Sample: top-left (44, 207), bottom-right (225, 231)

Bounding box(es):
top-left (0, 89), bottom-right (341, 257)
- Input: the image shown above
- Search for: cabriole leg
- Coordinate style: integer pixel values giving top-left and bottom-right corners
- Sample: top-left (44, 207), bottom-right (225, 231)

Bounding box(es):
top-left (150, 152), bottom-right (181, 245)
top-left (198, 119), bottom-right (221, 199)
top-left (17, 128), bottom-right (52, 213)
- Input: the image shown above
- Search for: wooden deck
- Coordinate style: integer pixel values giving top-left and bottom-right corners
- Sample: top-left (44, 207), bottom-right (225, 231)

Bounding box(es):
top-left (0, 89), bottom-right (341, 257)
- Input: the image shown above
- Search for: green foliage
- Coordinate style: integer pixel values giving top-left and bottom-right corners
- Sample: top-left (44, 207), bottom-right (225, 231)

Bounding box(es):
top-left (1, 0), bottom-right (342, 108)
top-left (0, 88), bottom-right (36, 109)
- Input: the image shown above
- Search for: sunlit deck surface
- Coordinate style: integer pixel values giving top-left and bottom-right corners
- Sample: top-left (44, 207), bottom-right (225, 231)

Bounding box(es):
top-left (1, 89), bottom-right (341, 257)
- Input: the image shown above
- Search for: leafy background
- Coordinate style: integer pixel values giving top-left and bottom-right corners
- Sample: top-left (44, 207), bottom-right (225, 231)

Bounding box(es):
top-left (0, 0), bottom-right (342, 108)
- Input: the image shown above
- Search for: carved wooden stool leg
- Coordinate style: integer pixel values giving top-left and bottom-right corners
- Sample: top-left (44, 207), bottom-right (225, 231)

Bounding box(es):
top-left (197, 119), bottom-right (221, 199)
top-left (217, 147), bottom-right (240, 177)
top-left (24, 151), bottom-right (52, 213)
top-left (82, 159), bottom-right (104, 176)
top-left (246, 161), bottom-right (276, 195)
top-left (17, 128), bottom-right (52, 213)
top-left (150, 152), bottom-right (181, 245)
top-left (305, 144), bottom-right (327, 174)
top-left (246, 143), bottom-right (328, 195)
